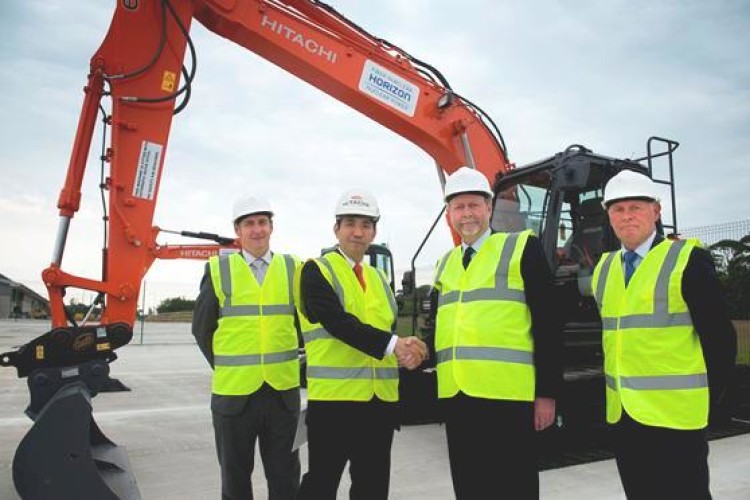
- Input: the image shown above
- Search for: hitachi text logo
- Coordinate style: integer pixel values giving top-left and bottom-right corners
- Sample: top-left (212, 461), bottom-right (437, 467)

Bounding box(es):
top-left (180, 249), bottom-right (217, 259)
top-left (261, 15), bottom-right (338, 64)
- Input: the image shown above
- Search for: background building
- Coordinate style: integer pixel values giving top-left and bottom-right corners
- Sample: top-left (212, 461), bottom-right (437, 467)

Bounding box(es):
top-left (0, 273), bottom-right (49, 319)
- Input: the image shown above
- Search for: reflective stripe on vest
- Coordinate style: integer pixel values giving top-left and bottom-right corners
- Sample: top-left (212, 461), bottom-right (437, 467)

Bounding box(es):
top-left (605, 373), bottom-right (708, 391)
top-left (435, 232), bottom-right (526, 306)
top-left (306, 366), bottom-right (399, 380)
top-left (298, 252), bottom-right (399, 402)
top-left (218, 254), bottom-right (296, 318)
top-left (434, 231), bottom-right (535, 402)
top-left (209, 253), bottom-right (300, 395)
top-left (214, 350), bottom-right (298, 366)
top-left (302, 257), bottom-right (397, 346)
top-left (596, 241), bottom-right (692, 330)
top-left (593, 239), bottom-right (708, 429)
top-left (435, 346), bottom-right (534, 365)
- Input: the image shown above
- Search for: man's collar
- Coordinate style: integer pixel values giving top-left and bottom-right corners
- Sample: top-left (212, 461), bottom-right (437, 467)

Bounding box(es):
top-left (462, 228), bottom-right (491, 252)
top-left (241, 249), bottom-right (272, 265)
top-left (621, 231), bottom-right (657, 259)
top-left (336, 246), bottom-right (361, 267)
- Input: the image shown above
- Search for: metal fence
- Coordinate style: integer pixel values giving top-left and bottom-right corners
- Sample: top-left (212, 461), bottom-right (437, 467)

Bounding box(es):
top-left (682, 219), bottom-right (750, 365)
top-left (680, 218), bottom-right (750, 246)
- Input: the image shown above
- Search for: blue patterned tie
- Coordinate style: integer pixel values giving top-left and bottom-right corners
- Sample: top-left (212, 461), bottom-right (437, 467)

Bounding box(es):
top-left (623, 250), bottom-right (638, 286)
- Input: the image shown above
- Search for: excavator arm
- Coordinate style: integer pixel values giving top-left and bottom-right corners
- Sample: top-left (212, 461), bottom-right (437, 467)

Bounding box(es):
top-left (37, 0), bottom-right (509, 337)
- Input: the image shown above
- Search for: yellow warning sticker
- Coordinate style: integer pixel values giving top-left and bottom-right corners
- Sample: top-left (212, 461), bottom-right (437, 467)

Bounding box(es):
top-left (161, 71), bottom-right (177, 92)
top-left (35, 345), bottom-right (45, 360)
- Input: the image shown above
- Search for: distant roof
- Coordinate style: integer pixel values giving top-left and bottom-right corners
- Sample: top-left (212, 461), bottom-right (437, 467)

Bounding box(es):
top-left (0, 272), bottom-right (49, 304)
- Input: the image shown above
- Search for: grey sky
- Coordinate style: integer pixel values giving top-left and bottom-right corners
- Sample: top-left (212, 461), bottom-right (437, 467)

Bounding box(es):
top-left (1, 1), bottom-right (748, 311)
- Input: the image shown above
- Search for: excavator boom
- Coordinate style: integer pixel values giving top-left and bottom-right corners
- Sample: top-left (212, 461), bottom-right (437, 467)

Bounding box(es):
top-left (41, 0), bottom-right (509, 332)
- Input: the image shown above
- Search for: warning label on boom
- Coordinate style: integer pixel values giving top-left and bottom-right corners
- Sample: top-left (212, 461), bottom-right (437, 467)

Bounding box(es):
top-left (133, 141), bottom-right (162, 200)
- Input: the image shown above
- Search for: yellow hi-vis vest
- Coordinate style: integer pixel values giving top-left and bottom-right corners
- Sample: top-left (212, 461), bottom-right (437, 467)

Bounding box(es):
top-left (592, 238), bottom-right (708, 429)
top-left (294, 252), bottom-right (399, 402)
top-left (209, 252), bottom-right (300, 396)
top-left (434, 231), bottom-right (535, 401)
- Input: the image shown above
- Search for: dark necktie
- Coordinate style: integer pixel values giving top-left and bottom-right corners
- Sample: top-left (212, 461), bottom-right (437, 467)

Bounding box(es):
top-left (623, 250), bottom-right (638, 286)
top-left (462, 246), bottom-right (475, 270)
top-left (353, 262), bottom-right (366, 290)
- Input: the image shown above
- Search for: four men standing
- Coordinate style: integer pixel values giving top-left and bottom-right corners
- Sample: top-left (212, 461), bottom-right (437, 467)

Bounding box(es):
top-left (192, 168), bottom-right (737, 499)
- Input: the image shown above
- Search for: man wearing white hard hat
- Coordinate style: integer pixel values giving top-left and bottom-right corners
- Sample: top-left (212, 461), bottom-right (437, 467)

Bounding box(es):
top-left (192, 195), bottom-right (302, 500)
top-left (593, 169), bottom-right (736, 499)
top-left (295, 188), bottom-right (428, 500)
top-left (430, 166), bottom-right (562, 499)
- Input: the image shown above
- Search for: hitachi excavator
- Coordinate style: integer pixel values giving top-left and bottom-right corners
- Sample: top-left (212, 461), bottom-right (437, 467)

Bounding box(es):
top-left (0, 1), bottom-right (678, 498)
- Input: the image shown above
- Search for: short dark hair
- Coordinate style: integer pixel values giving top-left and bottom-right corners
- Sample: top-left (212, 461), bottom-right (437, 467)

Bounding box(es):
top-left (334, 215), bottom-right (378, 229)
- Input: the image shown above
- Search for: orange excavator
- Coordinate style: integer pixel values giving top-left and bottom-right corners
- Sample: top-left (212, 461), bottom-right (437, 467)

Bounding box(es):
top-left (0, 1), bottom-right (678, 498)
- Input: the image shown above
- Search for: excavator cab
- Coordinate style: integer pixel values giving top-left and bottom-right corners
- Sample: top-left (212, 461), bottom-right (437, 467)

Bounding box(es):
top-left (491, 137), bottom-right (678, 369)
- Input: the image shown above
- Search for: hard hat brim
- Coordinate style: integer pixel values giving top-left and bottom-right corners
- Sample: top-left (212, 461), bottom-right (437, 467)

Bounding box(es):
top-left (602, 195), bottom-right (660, 209)
top-left (444, 190), bottom-right (493, 203)
top-left (335, 213), bottom-right (380, 223)
top-left (234, 211), bottom-right (274, 224)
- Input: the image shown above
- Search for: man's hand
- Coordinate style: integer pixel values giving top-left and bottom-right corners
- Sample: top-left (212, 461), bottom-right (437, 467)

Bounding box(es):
top-left (534, 397), bottom-right (556, 431)
top-left (394, 336), bottom-right (428, 370)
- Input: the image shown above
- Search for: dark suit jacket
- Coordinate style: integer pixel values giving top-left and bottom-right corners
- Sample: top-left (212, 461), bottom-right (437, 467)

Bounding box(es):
top-left (299, 255), bottom-right (393, 359)
top-left (191, 261), bottom-right (301, 416)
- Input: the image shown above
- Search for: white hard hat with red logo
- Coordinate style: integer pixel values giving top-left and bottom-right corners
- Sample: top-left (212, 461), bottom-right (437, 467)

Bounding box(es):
top-left (334, 189), bottom-right (380, 221)
top-left (602, 170), bottom-right (660, 209)
top-left (443, 166), bottom-right (493, 202)
top-left (232, 195), bottom-right (274, 223)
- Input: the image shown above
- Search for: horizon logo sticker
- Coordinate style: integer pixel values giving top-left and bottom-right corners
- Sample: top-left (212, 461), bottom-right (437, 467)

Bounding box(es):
top-left (359, 60), bottom-right (419, 117)
top-left (261, 15), bottom-right (338, 64)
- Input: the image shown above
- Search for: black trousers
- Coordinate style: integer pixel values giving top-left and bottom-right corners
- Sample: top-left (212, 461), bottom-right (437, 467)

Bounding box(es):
top-left (612, 411), bottom-right (711, 500)
top-left (298, 399), bottom-right (398, 500)
top-left (212, 387), bottom-right (301, 500)
top-left (444, 393), bottom-right (538, 500)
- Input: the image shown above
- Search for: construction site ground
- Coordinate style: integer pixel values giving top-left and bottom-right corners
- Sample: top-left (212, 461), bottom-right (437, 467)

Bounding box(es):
top-left (1, 319), bottom-right (749, 499)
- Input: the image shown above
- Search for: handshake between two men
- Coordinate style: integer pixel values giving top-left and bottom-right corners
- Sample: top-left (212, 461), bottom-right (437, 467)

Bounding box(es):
top-left (394, 336), bottom-right (429, 370)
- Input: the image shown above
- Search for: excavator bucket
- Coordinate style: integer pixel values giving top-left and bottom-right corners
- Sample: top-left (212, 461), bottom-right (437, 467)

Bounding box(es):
top-left (0, 325), bottom-right (140, 500)
top-left (13, 379), bottom-right (141, 500)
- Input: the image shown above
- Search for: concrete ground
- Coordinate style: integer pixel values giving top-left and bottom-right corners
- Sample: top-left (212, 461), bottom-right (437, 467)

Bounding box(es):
top-left (1, 319), bottom-right (749, 499)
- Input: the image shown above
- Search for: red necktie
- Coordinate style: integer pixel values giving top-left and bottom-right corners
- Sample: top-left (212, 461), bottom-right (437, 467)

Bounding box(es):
top-left (353, 263), bottom-right (366, 290)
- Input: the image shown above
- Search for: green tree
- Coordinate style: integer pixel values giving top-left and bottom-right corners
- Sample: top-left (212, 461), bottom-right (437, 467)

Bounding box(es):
top-left (66, 297), bottom-right (102, 319)
top-left (156, 296), bottom-right (196, 313)
top-left (709, 235), bottom-right (750, 319)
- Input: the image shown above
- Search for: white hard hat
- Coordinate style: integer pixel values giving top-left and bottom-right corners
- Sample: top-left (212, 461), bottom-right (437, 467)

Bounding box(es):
top-left (443, 166), bottom-right (493, 202)
top-left (602, 170), bottom-right (660, 209)
top-left (334, 188), bottom-right (380, 221)
top-left (232, 195), bottom-right (274, 223)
